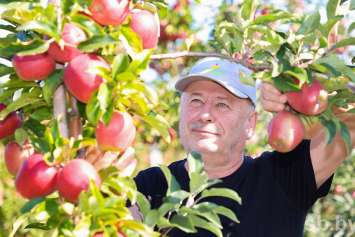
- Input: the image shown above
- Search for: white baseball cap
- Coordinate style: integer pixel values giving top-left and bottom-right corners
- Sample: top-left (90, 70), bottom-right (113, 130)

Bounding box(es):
top-left (175, 57), bottom-right (257, 108)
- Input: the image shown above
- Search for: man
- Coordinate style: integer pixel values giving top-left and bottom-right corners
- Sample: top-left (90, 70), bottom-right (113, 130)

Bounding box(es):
top-left (89, 57), bottom-right (355, 236)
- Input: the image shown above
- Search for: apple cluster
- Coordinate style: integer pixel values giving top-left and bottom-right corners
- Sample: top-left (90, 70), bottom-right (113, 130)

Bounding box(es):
top-left (12, 0), bottom-right (159, 81)
top-left (267, 78), bottom-right (328, 153)
top-left (3, 0), bottom-right (153, 202)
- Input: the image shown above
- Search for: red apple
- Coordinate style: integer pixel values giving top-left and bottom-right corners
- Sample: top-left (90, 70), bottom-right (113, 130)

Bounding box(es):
top-left (286, 78), bottom-right (328, 116)
top-left (57, 159), bottom-right (101, 203)
top-left (268, 111), bottom-right (305, 153)
top-left (262, 9), bottom-right (272, 15)
top-left (334, 184), bottom-right (343, 194)
top-left (0, 103), bottom-right (21, 140)
top-left (90, 0), bottom-right (130, 26)
top-left (63, 54), bottom-right (110, 103)
top-left (46, 23), bottom-right (87, 63)
top-left (298, 115), bottom-right (323, 140)
top-left (4, 140), bottom-right (35, 175)
top-left (130, 10), bottom-right (159, 49)
top-left (15, 154), bottom-right (58, 199)
top-left (12, 53), bottom-right (55, 81)
top-left (95, 111), bottom-right (136, 151)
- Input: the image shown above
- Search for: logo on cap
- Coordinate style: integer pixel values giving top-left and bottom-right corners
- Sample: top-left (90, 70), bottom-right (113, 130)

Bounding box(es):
top-left (201, 64), bottom-right (226, 75)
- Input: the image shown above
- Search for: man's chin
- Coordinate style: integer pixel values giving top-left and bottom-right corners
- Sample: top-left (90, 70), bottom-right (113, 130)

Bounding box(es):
top-left (189, 143), bottom-right (219, 154)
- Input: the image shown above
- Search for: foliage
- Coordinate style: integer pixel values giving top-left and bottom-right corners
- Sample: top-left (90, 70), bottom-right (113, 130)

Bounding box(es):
top-left (1, 0), bottom-right (355, 236)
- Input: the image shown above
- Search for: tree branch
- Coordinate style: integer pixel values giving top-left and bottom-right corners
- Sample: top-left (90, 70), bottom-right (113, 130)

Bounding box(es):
top-left (150, 51), bottom-right (272, 71)
top-left (53, 64), bottom-right (69, 139)
top-left (68, 93), bottom-right (86, 158)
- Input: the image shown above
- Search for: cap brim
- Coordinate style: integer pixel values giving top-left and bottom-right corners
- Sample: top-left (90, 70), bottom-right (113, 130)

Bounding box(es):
top-left (175, 74), bottom-right (249, 99)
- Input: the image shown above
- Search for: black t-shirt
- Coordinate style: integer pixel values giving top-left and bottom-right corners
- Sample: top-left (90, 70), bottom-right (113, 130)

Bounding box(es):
top-left (131, 140), bottom-right (333, 237)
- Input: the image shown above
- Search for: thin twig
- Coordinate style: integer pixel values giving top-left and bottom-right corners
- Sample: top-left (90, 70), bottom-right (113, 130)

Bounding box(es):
top-left (150, 52), bottom-right (272, 71)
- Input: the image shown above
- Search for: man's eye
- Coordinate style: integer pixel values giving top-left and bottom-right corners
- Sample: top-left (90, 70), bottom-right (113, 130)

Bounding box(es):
top-left (191, 99), bottom-right (201, 103)
top-left (218, 103), bottom-right (228, 107)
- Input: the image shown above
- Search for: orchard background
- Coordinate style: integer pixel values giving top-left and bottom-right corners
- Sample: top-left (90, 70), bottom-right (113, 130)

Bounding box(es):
top-left (0, 0), bottom-right (355, 236)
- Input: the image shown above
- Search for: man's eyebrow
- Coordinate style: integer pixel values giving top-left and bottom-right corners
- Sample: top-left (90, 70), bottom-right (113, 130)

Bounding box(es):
top-left (190, 92), bottom-right (203, 96)
top-left (216, 96), bottom-right (230, 101)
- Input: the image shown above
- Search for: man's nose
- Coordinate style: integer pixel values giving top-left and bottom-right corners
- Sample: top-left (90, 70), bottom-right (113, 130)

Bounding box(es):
top-left (199, 104), bottom-right (214, 123)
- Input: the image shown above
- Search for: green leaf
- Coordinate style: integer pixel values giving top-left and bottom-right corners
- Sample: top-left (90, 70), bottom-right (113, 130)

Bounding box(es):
top-left (101, 100), bottom-right (114, 127)
top-left (30, 107), bottom-right (53, 121)
top-left (158, 164), bottom-right (181, 195)
top-left (339, 121), bottom-right (351, 153)
top-left (154, 1), bottom-right (168, 19)
top-left (124, 82), bottom-right (159, 106)
top-left (201, 188), bottom-right (242, 205)
top-left (189, 172), bottom-right (208, 194)
top-left (0, 78), bottom-right (39, 89)
top-left (309, 63), bottom-right (339, 78)
top-left (251, 9), bottom-right (292, 26)
top-left (145, 209), bottom-right (160, 228)
top-left (320, 117), bottom-right (337, 146)
top-left (332, 37), bottom-right (355, 52)
top-left (212, 205), bottom-right (239, 223)
top-left (166, 215), bottom-right (196, 233)
top-left (78, 35), bottom-right (120, 52)
top-left (241, 0), bottom-right (260, 21)
top-left (15, 128), bottom-right (27, 147)
top-left (164, 190), bottom-right (190, 204)
top-left (97, 83), bottom-right (111, 112)
top-left (0, 97), bottom-right (43, 119)
top-left (86, 91), bottom-right (101, 126)
top-left (238, 69), bottom-right (255, 86)
top-left (112, 52), bottom-right (129, 79)
top-left (43, 69), bottom-right (64, 105)
top-left (319, 15), bottom-right (343, 40)
top-left (119, 26), bottom-right (143, 55)
top-left (296, 10), bottom-right (321, 36)
top-left (9, 213), bottom-right (31, 237)
top-left (326, 0), bottom-right (341, 20)
top-left (314, 54), bottom-right (355, 82)
top-left (0, 64), bottom-right (15, 77)
top-left (273, 74), bottom-right (302, 93)
top-left (189, 215), bottom-right (222, 237)
top-left (85, 66), bottom-right (115, 84)
top-left (351, 0), bottom-right (355, 10)
top-left (71, 15), bottom-right (104, 37)
top-left (0, 88), bottom-right (18, 104)
top-left (181, 204), bottom-right (222, 228)
top-left (284, 67), bottom-right (308, 86)
top-left (0, 24), bottom-right (17, 32)
top-left (0, 38), bottom-right (50, 57)
top-left (17, 20), bottom-right (61, 41)
top-left (0, 8), bottom-right (35, 25)
top-left (136, 192), bottom-right (151, 221)
top-left (187, 151), bottom-right (204, 175)
top-left (348, 21), bottom-right (355, 34)
top-left (22, 118), bottom-right (45, 137)
top-left (139, 114), bottom-right (171, 143)
top-left (24, 222), bottom-right (52, 231)
top-left (127, 49), bottom-right (154, 76)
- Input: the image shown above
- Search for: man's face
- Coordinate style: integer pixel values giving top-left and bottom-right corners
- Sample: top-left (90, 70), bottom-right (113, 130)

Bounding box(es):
top-left (179, 80), bottom-right (257, 156)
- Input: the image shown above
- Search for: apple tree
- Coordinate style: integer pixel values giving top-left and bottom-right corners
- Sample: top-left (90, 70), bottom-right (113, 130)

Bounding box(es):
top-left (1, 0), bottom-right (355, 236)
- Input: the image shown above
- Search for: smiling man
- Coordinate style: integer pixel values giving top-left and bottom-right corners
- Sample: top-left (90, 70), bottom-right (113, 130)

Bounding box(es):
top-left (128, 57), bottom-right (355, 236)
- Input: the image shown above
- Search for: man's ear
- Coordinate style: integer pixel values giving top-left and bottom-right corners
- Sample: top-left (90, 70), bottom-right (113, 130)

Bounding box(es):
top-left (246, 111), bottom-right (258, 140)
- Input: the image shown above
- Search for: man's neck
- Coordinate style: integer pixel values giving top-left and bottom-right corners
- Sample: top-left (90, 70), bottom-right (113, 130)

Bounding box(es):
top-left (184, 153), bottom-right (244, 179)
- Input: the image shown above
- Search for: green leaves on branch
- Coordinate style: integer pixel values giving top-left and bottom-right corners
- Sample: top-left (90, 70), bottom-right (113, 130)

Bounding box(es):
top-left (151, 151), bottom-right (241, 236)
top-left (0, 39), bottom-right (50, 57)
top-left (17, 20), bottom-right (61, 42)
